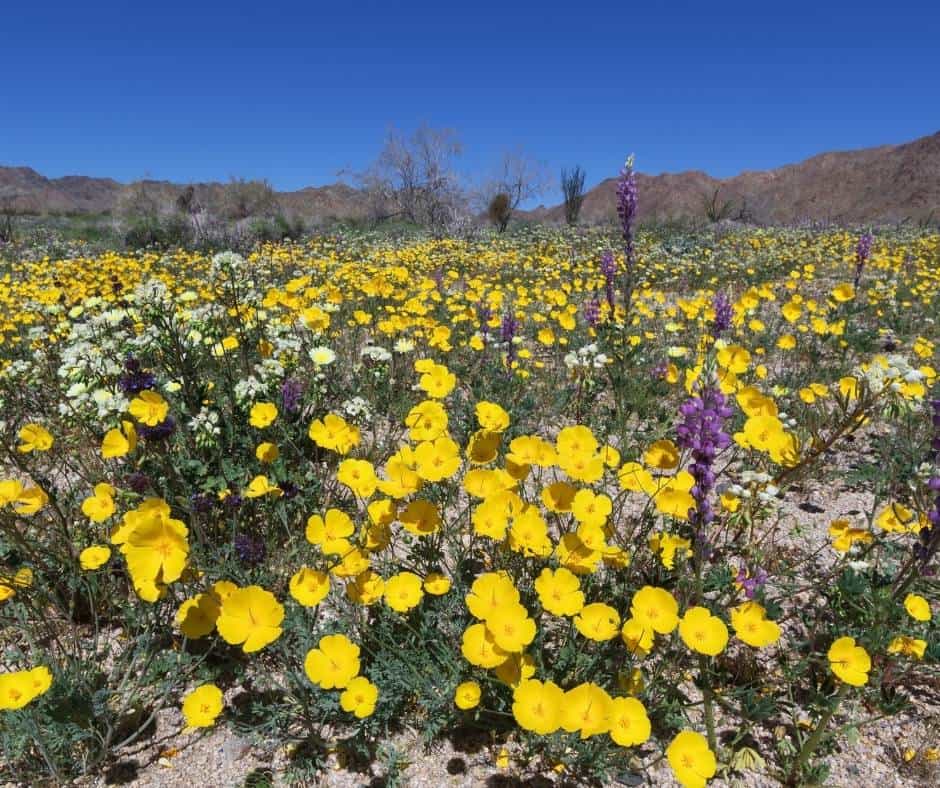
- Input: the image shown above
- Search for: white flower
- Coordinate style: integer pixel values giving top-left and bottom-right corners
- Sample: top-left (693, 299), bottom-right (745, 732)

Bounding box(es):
top-left (309, 347), bottom-right (336, 366)
top-left (394, 339), bottom-right (415, 353)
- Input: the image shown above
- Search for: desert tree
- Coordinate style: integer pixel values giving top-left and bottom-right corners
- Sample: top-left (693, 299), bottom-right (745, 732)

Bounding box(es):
top-left (359, 124), bottom-right (465, 230)
top-left (560, 165), bottom-right (586, 225)
top-left (487, 192), bottom-right (512, 233)
top-left (483, 149), bottom-right (550, 228)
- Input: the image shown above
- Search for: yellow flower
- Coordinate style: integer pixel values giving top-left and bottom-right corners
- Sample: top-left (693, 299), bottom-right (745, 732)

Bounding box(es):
top-left (574, 602), bottom-right (621, 641)
top-left (904, 593), bottom-right (931, 622)
top-left (340, 676), bottom-right (378, 718)
top-left (337, 459), bottom-right (379, 498)
top-left (182, 684), bottom-right (223, 728)
top-left (887, 636), bottom-right (926, 660)
top-left (244, 474), bottom-right (282, 499)
top-left (730, 601), bottom-right (781, 648)
top-left (621, 617), bottom-right (654, 657)
top-left (249, 401), bottom-right (278, 428)
top-left (475, 401), bottom-right (510, 432)
top-left (79, 545), bottom-right (111, 571)
top-left (831, 283), bottom-right (855, 302)
top-left (512, 678), bottom-right (564, 735)
top-left (304, 633), bottom-right (360, 689)
top-left (631, 586), bottom-right (679, 634)
top-left (346, 570), bottom-right (385, 605)
top-left (461, 623), bottom-right (508, 668)
top-left (560, 682), bottom-right (612, 739)
top-left (255, 442), bottom-right (279, 463)
top-left (454, 680), bottom-right (481, 710)
top-left (466, 571), bottom-right (520, 622)
top-left (414, 437), bottom-right (461, 482)
top-left (679, 606), bottom-right (729, 656)
top-left (384, 572), bottom-right (424, 613)
top-left (828, 636), bottom-right (871, 686)
top-left (0, 666), bottom-right (53, 710)
top-left (17, 423), bottom-right (54, 453)
top-left (306, 509), bottom-right (354, 551)
top-left (176, 592), bottom-right (221, 638)
top-left (405, 400), bottom-right (449, 441)
top-left (649, 532), bottom-right (692, 569)
top-left (121, 512), bottom-right (189, 597)
top-left (81, 482), bottom-right (116, 522)
top-left (423, 572), bottom-right (451, 595)
top-left (399, 499), bottom-right (442, 536)
top-left (216, 586), bottom-right (284, 652)
top-left (128, 390), bottom-right (169, 426)
top-left (667, 730), bottom-right (717, 788)
top-left (101, 421), bottom-right (137, 459)
top-left (534, 567), bottom-right (584, 617)
top-left (487, 603), bottom-right (537, 652)
top-left (289, 567), bottom-right (330, 607)
top-left (644, 439), bottom-right (680, 470)
top-left (608, 697), bottom-right (651, 747)
top-left (309, 413), bottom-right (360, 455)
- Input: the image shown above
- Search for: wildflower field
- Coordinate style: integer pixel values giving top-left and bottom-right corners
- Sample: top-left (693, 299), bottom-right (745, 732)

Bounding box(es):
top-left (0, 218), bottom-right (938, 786)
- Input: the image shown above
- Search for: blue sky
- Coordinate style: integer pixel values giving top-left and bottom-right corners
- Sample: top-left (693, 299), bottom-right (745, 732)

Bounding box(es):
top-left (3, 1), bottom-right (939, 202)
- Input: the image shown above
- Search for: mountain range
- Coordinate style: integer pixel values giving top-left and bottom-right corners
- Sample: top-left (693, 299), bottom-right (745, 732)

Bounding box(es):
top-left (2, 130), bottom-right (939, 225)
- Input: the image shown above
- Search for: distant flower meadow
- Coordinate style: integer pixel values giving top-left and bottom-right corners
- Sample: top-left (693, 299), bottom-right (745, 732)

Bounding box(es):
top-left (0, 222), bottom-right (938, 784)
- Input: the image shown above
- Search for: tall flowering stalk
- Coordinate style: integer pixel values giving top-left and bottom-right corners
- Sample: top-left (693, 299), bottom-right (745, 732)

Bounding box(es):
top-left (916, 398), bottom-right (940, 567)
top-left (616, 155), bottom-right (638, 317)
top-left (677, 386), bottom-right (733, 531)
top-left (853, 231), bottom-right (873, 290)
top-left (600, 250), bottom-right (617, 312)
top-left (710, 291), bottom-right (733, 337)
top-left (500, 309), bottom-right (518, 368)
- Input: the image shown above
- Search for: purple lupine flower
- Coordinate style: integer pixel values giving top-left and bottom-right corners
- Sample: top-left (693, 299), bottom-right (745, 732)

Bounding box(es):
top-left (676, 384), bottom-right (733, 531)
top-left (710, 291), bottom-right (733, 337)
top-left (280, 481), bottom-right (300, 500)
top-left (477, 301), bottom-right (493, 338)
top-left (138, 416), bottom-right (176, 441)
top-left (600, 250), bottom-right (617, 311)
top-left (583, 297), bottom-right (601, 327)
top-left (736, 565), bottom-right (769, 599)
top-left (234, 533), bottom-right (266, 566)
top-left (190, 492), bottom-right (216, 514)
top-left (652, 360), bottom-right (669, 380)
top-left (500, 310), bottom-right (519, 366)
top-left (854, 231), bottom-right (873, 289)
top-left (223, 493), bottom-right (243, 511)
top-left (616, 156), bottom-right (638, 271)
top-left (280, 378), bottom-right (305, 415)
top-left (118, 356), bottom-right (156, 395)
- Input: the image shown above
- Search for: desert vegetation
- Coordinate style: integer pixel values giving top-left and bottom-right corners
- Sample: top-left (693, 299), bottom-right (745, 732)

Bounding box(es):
top-left (0, 156), bottom-right (938, 788)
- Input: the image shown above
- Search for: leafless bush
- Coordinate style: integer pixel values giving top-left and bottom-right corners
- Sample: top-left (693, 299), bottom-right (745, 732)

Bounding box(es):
top-left (561, 165), bottom-right (586, 225)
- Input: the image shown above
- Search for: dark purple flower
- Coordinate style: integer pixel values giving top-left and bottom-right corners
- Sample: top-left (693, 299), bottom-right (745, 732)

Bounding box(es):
top-left (190, 492), bottom-right (216, 514)
top-left (600, 250), bottom-right (617, 311)
top-left (854, 231), bottom-right (873, 289)
top-left (118, 356), bottom-right (157, 395)
top-left (280, 481), bottom-right (300, 500)
top-left (736, 564), bottom-right (769, 599)
top-left (676, 384), bottom-right (733, 530)
top-left (280, 378), bottom-right (305, 415)
top-left (616, 157), bottom-right (638, 271)
top-left (138, 417), bottom-right (176, 441)
top-left (223, 493), bottom-right (243, 511)
top-left (126, 471), bottom-right (151, 494)
top-left (234, 533), bottom-right (266, 566)
top-left (583, 298), bottom-right (601, 327)
top-left (710, 291), bottom-right (733, 337)
top-left (477, 301), bottom-right (493, 337)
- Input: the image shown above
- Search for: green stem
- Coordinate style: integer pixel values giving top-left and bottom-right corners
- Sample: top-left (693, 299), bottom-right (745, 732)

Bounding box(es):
top-left (792, 684), bottom-right (850, 782)
top-left (700, 655), bottom-right (717, 753)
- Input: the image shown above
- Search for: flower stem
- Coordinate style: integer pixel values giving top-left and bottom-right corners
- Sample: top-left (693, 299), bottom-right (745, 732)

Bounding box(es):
top-left (791, 684), bottom-right (850, 782)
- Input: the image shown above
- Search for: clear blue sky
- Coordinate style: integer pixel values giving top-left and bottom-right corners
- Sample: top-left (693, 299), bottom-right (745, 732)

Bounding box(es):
top-left (3, 0), bottom-right (939, 202)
